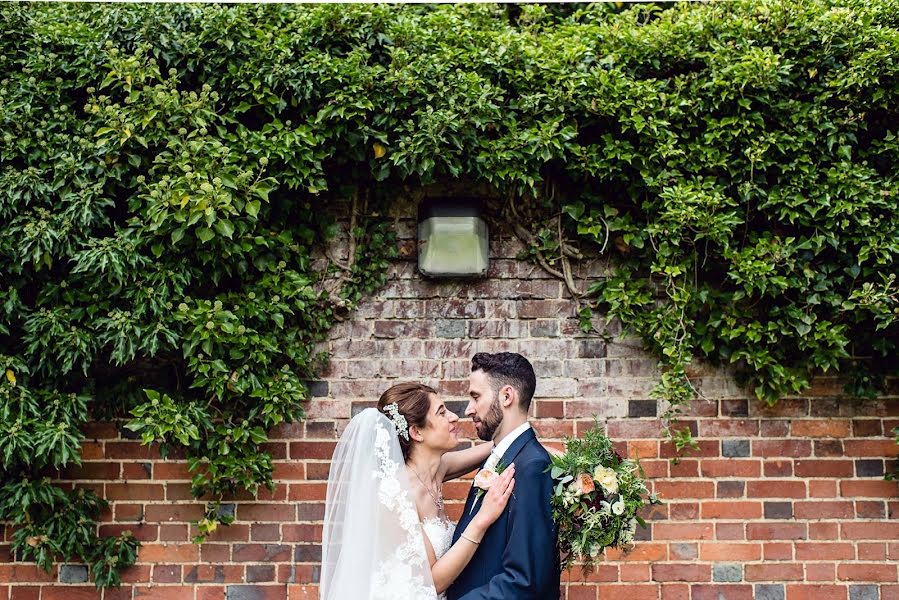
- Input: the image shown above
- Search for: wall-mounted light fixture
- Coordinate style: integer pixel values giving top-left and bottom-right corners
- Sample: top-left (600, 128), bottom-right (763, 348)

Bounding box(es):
top-left (417, 198), bottom-right (489, 278)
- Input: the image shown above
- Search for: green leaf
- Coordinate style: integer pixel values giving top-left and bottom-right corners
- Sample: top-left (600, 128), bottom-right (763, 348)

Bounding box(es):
top-left (196, 227), bottom-right (215, 243)
top-left (214, 219), bottom-right (235, 239)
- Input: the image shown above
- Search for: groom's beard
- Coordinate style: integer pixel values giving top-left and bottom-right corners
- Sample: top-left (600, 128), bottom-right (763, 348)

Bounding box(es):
top-left (475, 395), bottom-right (504, 442)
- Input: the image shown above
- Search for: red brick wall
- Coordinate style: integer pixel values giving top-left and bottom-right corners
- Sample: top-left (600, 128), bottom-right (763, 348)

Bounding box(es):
top-left (2, 210), bottom-right (897, 600)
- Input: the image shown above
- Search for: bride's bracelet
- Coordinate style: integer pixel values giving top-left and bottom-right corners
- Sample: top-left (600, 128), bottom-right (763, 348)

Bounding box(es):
top-left (459, 533), bottom-right (480, 545)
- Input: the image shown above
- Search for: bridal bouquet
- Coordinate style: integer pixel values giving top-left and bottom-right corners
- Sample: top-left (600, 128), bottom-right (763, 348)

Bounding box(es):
top-left (548, 421), bottom-right (658, 572)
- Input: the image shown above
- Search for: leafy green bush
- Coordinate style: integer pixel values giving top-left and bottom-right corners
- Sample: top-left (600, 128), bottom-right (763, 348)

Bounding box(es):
top-left (1, 0), bottom-right (896, 584)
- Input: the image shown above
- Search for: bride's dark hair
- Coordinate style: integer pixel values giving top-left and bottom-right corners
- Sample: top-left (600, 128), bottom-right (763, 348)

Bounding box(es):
top-left (377, 382), bottom-right (436, 460)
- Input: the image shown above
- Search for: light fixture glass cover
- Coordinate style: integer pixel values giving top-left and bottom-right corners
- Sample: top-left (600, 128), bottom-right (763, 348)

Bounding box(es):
top-left (417, 199), bottom-right (489, 278)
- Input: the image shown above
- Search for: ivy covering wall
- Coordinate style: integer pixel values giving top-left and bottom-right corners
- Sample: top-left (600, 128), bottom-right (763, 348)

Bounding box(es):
top-left (1, 1), bottom-right (896, 586)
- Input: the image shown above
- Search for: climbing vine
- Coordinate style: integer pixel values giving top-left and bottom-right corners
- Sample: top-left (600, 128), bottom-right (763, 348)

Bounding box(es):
top-left (1, 1), bottom-right (897, 585)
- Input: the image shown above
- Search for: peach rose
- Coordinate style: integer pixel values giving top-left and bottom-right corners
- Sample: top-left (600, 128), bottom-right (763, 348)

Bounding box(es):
top-left (573, 472), bottom-right (595, 496)
top-left (474, 467), bottom-right (499, 491)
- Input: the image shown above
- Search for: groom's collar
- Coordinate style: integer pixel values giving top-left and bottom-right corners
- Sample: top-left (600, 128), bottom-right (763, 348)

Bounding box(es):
top-left (493, 421), bottom-right (531, 460)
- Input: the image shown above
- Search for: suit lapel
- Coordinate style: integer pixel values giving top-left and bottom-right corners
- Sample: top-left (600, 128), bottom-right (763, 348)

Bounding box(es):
top-left (456, 453), bottom-right (492, 536)
top-left (498, 426), bottom-right (536, 467)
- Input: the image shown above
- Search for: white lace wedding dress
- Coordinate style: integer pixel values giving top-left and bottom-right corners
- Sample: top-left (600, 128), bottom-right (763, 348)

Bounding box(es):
top-left (422, 517), bottom-right (456, 600)
top-left (322, 409), bottom-right (446, 600)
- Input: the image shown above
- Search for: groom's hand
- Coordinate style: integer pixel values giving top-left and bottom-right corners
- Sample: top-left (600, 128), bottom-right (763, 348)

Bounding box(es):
top-left (472, 465), bottom-right (515, 530)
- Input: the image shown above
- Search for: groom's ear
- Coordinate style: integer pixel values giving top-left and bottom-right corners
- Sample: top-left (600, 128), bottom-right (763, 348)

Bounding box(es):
top-left (500, 385), bottom-right (516, 409)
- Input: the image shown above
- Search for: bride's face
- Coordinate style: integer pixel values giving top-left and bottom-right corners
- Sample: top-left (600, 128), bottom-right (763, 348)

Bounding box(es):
top-left (417, 394), bottom-right (460, 452)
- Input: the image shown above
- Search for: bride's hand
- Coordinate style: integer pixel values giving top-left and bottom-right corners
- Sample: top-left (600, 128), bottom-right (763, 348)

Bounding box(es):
top-left (472, 465), bottom-right (515, 529)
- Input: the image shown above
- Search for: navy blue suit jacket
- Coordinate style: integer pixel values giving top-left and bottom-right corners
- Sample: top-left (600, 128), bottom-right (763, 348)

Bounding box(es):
top-left (447, 427), bottom-right (560, 600)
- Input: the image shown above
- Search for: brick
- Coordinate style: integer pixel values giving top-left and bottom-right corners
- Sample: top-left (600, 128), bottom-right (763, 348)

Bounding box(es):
top-left (654, 481), bottom-right (715, 499)
top-left (856, 501), bottom-right (886, 519)
top-left (654, 523), bottom-right (715, 541)
top-left (702, 420), bottom-right (759, 437)
top-left (700, 459), bottom-right (761, 478)
top-left (232, 544), bottom-right (292, 563)
top-left (764, 459), bottom-right (793, 477)
top-left (184, 565), bottom-right (226, 584)
top-left (795, 543), bottom-right (855, 561)
top-left (764, 542), bottom-right (794, 560)
top-left (844, 440), bottom-right (899, 456)
top-left (246, 565), bottom-right (275, 583)
top-left (809, 480), bottom-right (838, 497)
top-left (717, 481), bottom-right (745, 498)
top-left (722, 440), bottom-right (750, 458)
top-left (852, 420), bottom-right (883, 437)
top-left (196, 585), bottom-right (225, 600)
top-left (122, 461), bottom-right (153, 480)
top-left (716, 522), bottom-right (745, 540)
top-left (628, 400), bottom-right (657, 418)
top-left (761, 421), bottom-right (791, 437)
top-left (669, 459), bottom-right (700, 478)
top-left (745, 563), bottom-right (804, 581)
top-left (856, 459), bottom-right (885, 477)
top-left (815, 439), bottom-right (845, 457)
top-left (138, 544), bottom-right (199, 563)
top-left (794, 500), bottom-right (853, 519)
top-left (849, 585), bottom-right (880, 600)
top-left (144, 504), bottom-right (205, 523)
top-left (660, 584), bottom-right (690, 600)
top-left (791, 419), bottom-right (851, 437)
top-left (105, 483), bottom-right (165, 501)
top-left (756, 584), bottom-right (786, 600)
top-left (809, 522), bottom-right (840, 540)
top-left (746, 480), bottom-right (806, 498)
top-left (660, 440), bottom-right (720, 459)
top-left (841, 522), bottom-right (899, 540)
top-left (62, 462), bottom-right (121, 480)
top-left (838, 564), bottom-right (897, 582)
top-left (41, 589), bottom-right (102, 600)
top-left (794, 459), bottom-right (854, 477)
top-left (807, 563), bottom-right (837, 582)
top-left (152, 565), bottom-right (181, 583)
top-left (652, 563), bottom-right (710, 582)
top-left (59, 564), bottom-right (89, 584)
top-left (225, 585), bottom-right (287, 600)
top-left (753, 440), bottom-right (812, 457)
top-left (713, 564), bottom-right (743, 583)
top-left (670, 502), bottom-right (700, 520)
top-left (597, 584), bottom-right (660, 599)
top-left (692, 585), bottom-right (753, 600)
top-left (701, 501), bottom-right (762, 519)
top-left (785, 585), bottom-right (847, 600)
top-left (670, 543), bottom-right (698, 560)
top-left (134, 587), bottom-right (194, 599)
top-left (699, 543), bottom-right (761, 561)
top-left (747, 523), bottom-right (806, 540)
top-left (764, 501), bottom-right (793, 519)
top-left (858, 542), bottom-right (887, 561)
top-left (841, 480), bottom-right (899, 498)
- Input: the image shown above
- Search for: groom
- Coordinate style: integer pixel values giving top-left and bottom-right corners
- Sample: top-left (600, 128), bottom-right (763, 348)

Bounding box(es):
top-left (448, 352), bottom-right (560, 600)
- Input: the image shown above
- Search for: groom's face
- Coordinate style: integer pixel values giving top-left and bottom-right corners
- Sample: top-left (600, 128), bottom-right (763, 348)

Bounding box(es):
top-left (466, 370), bottom-right (504, 442)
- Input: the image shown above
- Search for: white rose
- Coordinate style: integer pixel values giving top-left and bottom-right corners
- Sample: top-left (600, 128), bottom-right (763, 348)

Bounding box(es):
top-left (593, 465), bottom-right (619, 495)
top-left (611, 500), bottom-right (625, 516)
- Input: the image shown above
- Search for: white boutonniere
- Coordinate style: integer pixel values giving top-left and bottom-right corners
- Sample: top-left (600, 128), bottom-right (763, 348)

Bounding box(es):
top-left (470, 458), bottom-right (507, 515)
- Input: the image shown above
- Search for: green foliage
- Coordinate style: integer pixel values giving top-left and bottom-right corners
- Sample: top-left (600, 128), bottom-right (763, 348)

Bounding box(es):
top-left (0, 478), bottom-right (138, 587)
top-left (2, 0), bottom-right (897, 581)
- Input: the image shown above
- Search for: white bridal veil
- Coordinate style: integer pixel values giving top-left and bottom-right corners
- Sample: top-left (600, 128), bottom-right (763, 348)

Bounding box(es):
top-left (320, 408), bottom-right (438, 600)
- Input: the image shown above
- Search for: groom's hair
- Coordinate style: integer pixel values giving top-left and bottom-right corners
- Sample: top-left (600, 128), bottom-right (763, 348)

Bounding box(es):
top-left (378, 382), bottom-right (437, 460)
top-left (471, 352), bottom-right (536, 412)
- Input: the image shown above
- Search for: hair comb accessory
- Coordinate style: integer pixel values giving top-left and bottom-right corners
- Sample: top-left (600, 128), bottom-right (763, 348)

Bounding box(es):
top-left (384, 402), bottom-right (409, 441)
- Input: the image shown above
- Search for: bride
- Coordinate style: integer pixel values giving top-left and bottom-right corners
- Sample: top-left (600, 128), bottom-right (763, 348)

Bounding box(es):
top-left (320, 382), bottom-right (515, 600)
